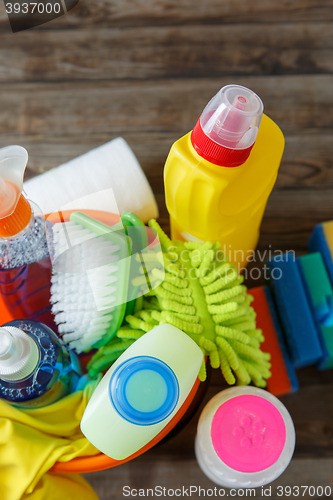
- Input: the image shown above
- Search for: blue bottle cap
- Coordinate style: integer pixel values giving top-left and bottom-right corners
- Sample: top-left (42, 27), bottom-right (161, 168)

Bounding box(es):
top-left (109, 356), bottom-right (179, 426)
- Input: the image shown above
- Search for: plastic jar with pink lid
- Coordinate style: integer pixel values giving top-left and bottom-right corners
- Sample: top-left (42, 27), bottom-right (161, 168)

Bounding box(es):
top-left (195, 387), bottom-right (295, 488)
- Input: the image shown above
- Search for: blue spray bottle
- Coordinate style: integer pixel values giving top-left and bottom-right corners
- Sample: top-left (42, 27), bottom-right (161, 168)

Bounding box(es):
top-left (0, 146), bottom-right (54, 327)
top-left (0, 320), bottom-right (82, 408)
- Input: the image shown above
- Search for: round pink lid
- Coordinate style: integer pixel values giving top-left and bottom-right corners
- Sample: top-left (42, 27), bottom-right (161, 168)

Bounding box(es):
top-left (211, 395), bottom-right (286, 473)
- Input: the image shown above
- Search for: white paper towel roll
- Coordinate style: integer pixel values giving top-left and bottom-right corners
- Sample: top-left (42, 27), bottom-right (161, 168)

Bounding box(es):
top-left (23, 137), bottom-right (159, 223)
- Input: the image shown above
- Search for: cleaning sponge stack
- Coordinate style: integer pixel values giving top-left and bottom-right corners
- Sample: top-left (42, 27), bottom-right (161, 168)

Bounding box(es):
top-left (256, 219), bottom-right (333, 396)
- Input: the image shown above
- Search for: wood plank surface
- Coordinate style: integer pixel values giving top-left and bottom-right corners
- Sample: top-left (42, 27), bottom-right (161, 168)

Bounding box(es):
top-left (1, 76), bottom-right (333, 138)
top-left (1, 0), bottom-right (333, 29)
top-left (86, 457), bottom-right (333, 500)
top-left (1, 22), bottom-right (333, 82)
top-left (0, 133), bottom-right (330, 191)
top-left (1, 0), bottom-right (333, 493)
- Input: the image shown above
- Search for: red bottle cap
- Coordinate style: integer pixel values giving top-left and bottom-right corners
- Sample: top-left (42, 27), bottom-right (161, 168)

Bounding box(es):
top-left (191, 119), bottom-right (254, 167)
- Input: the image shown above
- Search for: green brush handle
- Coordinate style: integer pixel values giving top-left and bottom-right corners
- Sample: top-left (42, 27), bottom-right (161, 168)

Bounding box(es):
top-left (71, 211), bottom-right (148, 320)
top-left (70, 211), bottom-right (122, 239)
top-left (69, 211), bottom-right (131, 349)
top-left (120, 212), bottom-right (148, 316)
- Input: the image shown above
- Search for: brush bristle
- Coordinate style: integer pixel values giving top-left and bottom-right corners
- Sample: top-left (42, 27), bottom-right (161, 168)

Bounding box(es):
top-left (51, 221), bottom-right (123, 353)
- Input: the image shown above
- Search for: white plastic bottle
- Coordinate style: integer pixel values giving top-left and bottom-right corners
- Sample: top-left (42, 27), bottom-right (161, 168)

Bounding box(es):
top-left (81, 324), bottom-right (203, 460)
top-left (195, 387), bottom-right (295, 488)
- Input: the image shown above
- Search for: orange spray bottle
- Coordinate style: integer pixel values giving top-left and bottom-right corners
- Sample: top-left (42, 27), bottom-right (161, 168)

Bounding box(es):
top-left (164, 84), bottom-right (285, 269)
top-left (0, 146), bottom-right (54, 327)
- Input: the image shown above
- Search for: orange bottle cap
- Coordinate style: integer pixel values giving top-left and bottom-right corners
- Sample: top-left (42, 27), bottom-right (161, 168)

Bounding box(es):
top-left (0, 193), bottom-right (32, 238)
top-left (0, 146), bottom-right (31, 238)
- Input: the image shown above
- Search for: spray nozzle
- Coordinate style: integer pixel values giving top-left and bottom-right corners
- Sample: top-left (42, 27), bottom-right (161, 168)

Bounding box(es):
top-left (0, 146), bottom-right (32, 238)
top-left (191, 85), bottom-right (264, 167)
top-left (202, 85), bottom-right (263, 149)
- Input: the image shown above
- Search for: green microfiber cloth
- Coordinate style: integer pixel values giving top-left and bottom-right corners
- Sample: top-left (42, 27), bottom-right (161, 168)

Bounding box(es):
top-left (88, 220), bottom-right (271, 387)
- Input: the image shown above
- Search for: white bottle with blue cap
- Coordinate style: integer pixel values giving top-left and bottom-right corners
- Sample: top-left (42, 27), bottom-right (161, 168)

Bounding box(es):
top-left (80, 324), bottom-right (203, 460)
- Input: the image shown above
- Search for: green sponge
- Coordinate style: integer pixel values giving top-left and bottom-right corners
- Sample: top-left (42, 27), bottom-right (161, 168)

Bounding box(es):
top-left (297, 252), bottom-right (333, 369)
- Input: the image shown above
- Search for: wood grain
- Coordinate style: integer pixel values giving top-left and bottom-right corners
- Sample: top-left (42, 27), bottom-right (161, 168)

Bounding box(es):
top-left (277, 135), bottom-right (333, 189)
top-left (87, 457), bottom-right (333, 500)
top-left (1, 22), bottom-right (333, 82)
top-left (4, 133), bottom-right (332, 193)
top-left (1, 0), bottom-right (333, 486)
top-left (1, 76), bottom-right (333, 140)
top-left (1, 0), bottom-right (333, 29)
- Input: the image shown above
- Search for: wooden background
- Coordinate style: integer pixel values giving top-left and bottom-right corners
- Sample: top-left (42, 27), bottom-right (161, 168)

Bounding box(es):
top-left (1, 0), bottom-right (333, 498)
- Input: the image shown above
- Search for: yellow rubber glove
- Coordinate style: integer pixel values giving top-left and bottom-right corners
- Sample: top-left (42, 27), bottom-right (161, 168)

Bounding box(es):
top-left (0, 377), bottom-right (101, 500)
top-left (21, 473), bottom-right (99, 500)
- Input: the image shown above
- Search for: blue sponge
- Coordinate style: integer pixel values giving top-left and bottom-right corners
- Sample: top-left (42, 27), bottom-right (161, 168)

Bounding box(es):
top-left (263, 287), bottom-right (299, 392)
top-left (266, 255), bottom-right (323, 368)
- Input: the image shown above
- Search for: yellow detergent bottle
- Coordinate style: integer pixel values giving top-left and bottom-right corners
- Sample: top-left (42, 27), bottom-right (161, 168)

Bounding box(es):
top-left (164, 84), bottom-right (285, 269)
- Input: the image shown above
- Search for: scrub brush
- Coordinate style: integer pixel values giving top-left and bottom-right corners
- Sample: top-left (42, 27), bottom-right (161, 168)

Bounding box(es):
top-left (51, 212), bottom-right (133, 353)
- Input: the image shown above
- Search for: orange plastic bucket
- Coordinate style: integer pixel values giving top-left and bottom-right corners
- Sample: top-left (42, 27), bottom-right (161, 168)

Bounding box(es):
top-left (0, 209), bottom-right (207, 473)
top-left (50, 376), bottom-right (203, 473)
